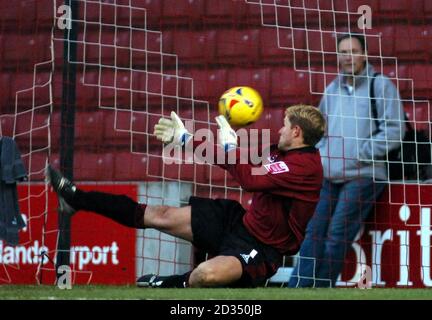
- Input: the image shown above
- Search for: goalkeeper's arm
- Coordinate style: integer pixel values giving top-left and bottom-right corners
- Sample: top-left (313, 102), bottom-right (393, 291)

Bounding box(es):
top-left (154, 112), bottom-right (283, 191)
top-left (153, 111), bottom-right (269, 169)
top-left (154, 112), bottom-right (238, 151)
top-left (153, 111), bottom-right (193, 146)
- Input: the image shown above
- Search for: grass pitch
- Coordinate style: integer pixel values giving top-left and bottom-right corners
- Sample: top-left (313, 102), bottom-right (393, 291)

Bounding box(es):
top-left (1, 285), bottom-right (431, 300)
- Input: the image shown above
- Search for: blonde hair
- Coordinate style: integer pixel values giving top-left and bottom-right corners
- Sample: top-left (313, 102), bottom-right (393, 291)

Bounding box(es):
top-left (285, 104), bottom-right (326, 146)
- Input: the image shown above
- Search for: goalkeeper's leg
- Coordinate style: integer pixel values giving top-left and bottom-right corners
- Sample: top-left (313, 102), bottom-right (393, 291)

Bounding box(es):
top-left (46, 165), bottom-right (193, 240)
top-left (137, 256), bottom-right (243, 288)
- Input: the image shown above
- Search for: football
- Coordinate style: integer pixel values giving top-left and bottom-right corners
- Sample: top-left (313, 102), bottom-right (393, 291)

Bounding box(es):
top-left (218, 86), bottom-right (264, 127)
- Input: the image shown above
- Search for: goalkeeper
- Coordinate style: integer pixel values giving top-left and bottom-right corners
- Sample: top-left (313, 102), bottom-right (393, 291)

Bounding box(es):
top-left (46, 104), bottom-right (325, 288)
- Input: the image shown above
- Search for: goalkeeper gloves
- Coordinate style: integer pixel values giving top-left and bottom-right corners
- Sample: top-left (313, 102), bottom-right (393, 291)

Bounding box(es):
top-left (154, 112), bottom-right (237, 152)
top-left (154, 111), bottom-right (193, 146)
top-left (215, 115), bottom-right (238, 152)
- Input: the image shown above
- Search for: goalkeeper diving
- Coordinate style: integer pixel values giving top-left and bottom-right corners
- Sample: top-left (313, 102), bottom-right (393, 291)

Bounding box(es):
top-left (46, 104), bottom-right (325, 288)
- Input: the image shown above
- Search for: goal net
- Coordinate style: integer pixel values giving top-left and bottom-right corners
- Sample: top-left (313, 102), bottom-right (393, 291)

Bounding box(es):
top-left (1, 0), bottom-right (431, 288)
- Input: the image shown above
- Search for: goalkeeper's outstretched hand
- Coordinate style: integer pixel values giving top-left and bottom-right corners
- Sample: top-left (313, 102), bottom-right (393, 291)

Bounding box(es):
top-left (215, 115), bottom-right (238, 152)
top-left (154, 111), bottom-right (193, 146)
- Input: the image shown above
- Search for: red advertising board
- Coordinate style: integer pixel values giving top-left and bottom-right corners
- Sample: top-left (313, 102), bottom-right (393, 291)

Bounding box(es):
top-left (340, 184), bottom-right (432, 288)
top-left (3, 183), bottom-right (432, 287)
top-left (0, 184), bottom-right (136, 285)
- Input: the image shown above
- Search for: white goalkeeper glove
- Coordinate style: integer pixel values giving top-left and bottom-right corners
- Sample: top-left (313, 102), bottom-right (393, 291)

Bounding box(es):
top-left (215, 115), bottom-right (238, 152)
top-left (154, 111), bottom-right (193, 146)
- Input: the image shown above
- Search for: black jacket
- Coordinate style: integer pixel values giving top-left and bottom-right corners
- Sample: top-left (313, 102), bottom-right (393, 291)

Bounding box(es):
top-left (0, 137), bottom-right (27, 246)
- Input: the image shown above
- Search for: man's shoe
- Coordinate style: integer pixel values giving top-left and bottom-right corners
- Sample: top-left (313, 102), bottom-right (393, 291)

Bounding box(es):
top-left (46, 165), bottom-right (77, 214)
top-left (136, 274), bottom-right (186, 288)
top-left (46, 165), bottom-right (77, 202)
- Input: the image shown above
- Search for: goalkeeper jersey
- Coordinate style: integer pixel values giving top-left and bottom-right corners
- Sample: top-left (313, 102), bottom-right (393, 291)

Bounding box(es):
top-left (193, 141), bottom-right (323, 255)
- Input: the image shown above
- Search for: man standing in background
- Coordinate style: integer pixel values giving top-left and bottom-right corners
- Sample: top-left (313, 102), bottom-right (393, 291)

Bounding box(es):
top-left (288, 33), bottom-right (405, 287)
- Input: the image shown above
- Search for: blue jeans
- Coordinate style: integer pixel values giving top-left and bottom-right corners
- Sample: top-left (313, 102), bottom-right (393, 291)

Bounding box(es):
top-left (288, 178), bottom-right (386, 288)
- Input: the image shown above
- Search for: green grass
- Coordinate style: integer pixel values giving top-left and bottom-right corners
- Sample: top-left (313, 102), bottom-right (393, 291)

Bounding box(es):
top-left (1, 285), bottom-right (431, 300)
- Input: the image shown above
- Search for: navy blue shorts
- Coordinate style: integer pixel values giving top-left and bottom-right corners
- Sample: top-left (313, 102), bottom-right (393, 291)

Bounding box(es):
top-left (189, 196), bottom-right (283, 287)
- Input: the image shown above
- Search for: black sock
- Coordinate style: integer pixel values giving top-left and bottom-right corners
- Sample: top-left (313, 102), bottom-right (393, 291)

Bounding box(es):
top-left (161, 272), bottom-right (192, 288)
top-left (70, 190), bottom-right (147, 229)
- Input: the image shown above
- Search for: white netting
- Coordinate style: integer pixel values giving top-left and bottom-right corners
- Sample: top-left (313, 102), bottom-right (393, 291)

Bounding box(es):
top-left (2, 0), bottom-right (431, 287)
top-left (0, 2), bottom-right (54, 283)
